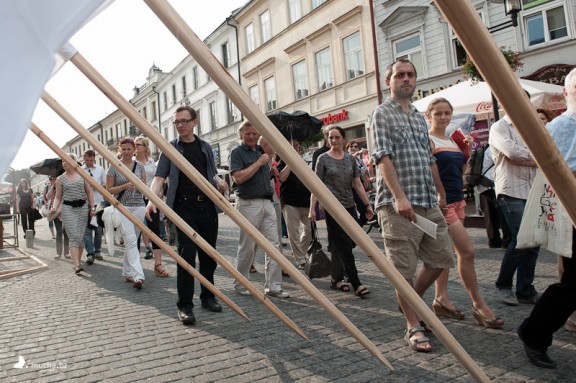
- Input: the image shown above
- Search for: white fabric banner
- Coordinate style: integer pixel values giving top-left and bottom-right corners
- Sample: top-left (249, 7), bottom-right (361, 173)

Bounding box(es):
top-left (0, 0), bottom-right (110, 175)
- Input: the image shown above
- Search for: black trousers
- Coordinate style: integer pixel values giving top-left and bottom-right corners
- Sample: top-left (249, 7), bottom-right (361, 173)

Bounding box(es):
top-left (479, 188), bottom-right (510, 247)
top-left (518, 229), bottom-right (576, 352)
top-left (325, 207), bottom-right (362, 290)
top-left (173, 197), bottom-right (218, 309)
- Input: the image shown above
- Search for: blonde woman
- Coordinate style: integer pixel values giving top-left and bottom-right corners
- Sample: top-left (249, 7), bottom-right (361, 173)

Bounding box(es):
top-left (107, 137), bottom-right (147, 289)
top-left (50, 154), bottom-right (94, 274)
top-left (134, 136), bottom-right (168, 277)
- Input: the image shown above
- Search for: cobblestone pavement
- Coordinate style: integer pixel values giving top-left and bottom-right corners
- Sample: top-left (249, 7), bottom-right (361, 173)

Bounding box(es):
top-left (1, 212), bottom-right (574, 382)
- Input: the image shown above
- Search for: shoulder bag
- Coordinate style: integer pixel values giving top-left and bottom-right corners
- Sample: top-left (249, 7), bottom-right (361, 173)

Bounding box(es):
top-left (305, 221), bottom-right (332, 279)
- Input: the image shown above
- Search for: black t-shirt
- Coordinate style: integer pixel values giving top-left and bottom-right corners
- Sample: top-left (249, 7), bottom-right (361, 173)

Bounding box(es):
top-left (177, 139), bottom-right (208, 196)
top-left (18, 189), bottom-right (33, 209)
top-left (278, 161), bottom-right (311, 208)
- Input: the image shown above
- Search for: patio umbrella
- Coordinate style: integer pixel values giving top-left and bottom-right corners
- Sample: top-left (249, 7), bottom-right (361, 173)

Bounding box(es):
top-left (29, 158), bottom-right (63, 177)
top-left (267, 110), bottom-right (323, 142)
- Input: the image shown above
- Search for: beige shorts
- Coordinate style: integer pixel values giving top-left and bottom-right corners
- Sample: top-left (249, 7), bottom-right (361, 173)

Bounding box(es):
top-left (377, 204), bottom-right (454, 279)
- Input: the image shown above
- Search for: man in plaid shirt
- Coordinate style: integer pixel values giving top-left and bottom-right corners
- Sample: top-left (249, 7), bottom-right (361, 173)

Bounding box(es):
top-left (371, 59), bottom-right (453, 353)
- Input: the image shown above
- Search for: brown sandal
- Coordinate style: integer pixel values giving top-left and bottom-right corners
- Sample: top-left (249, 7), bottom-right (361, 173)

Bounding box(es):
top-left (154, 263), bottom-right (169, 277)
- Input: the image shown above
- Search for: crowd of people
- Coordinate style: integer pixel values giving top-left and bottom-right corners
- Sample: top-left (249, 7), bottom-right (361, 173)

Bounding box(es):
top-left (22, 61), bottom-right (575, 370)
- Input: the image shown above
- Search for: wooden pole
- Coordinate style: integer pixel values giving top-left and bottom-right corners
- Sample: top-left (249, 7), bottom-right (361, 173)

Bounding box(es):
top-left (69, 49), bottom-right (393, 368)
top-left (434, 0), bottom-right (576, 227)
top-left (39, 93), bottom-right (309, 340)
top-left (29, 122), bottom-right (250, 323)
top-left (142, 0), bottom-right (487, 377)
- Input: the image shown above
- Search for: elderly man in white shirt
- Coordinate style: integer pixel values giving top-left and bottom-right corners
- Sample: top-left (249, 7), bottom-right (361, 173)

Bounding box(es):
top-left (489, 102), bottom-right (540, 306)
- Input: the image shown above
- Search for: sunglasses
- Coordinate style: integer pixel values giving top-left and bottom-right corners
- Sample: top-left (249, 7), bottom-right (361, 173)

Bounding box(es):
top-left (119, 137), bottom-right (134, 144)
top-left (135, 143), bottom-right (146, 147)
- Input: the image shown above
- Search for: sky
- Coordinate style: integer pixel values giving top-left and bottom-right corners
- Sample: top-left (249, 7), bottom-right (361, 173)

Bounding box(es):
top-left (11, 0), bottom-right (248, 171)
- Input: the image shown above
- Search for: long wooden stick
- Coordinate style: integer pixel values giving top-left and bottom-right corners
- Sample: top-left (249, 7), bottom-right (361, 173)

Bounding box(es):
top-left (69, 44), bottom-right (393, 369)
top-left (40, 92), bottom-right (307, 340)
top-left (144, 0), bottom-right (487, 376)
top-left (434, 0), bottom-right (576, 227)
top-left (29, 121), bottom-right (250, 323)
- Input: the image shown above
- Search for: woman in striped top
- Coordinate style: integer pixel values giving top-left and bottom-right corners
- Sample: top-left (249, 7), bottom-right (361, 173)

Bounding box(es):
top-left (107, 137), bottom-right (147, 289)
top-left (50, 153), bottom-right (94, 274)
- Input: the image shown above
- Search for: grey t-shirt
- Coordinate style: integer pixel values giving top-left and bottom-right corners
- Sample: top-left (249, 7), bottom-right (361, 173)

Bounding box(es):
top-left (315, 152), bottom-right (359, 209)
top-left (229, 144), bottom-right (274, 200)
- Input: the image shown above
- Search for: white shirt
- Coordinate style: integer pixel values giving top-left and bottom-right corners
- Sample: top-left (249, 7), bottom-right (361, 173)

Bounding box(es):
top-left (488, 116), bottom-right (536, 200)
top-left (82, 163), bottom-right (106, 205)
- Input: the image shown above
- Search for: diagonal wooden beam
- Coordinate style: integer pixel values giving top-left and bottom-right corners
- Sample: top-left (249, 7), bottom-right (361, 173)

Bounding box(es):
top-left (30, 121), bottom-right (252, 324)
top-left (434, 0), bottom-right (576, 229)
top-left (39, 92), bottom-right (308, 341)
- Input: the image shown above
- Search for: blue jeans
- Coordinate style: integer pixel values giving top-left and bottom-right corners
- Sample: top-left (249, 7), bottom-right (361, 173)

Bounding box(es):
top-left (83, 214), bottom-right (102, 255)
top-left (495, 195), bottom-right (540, 298)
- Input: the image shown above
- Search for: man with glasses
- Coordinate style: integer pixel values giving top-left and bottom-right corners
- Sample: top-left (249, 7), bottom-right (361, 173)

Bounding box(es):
top-left (146, 106), bottom-right (227, 325)
top-left (82, 149), bottom-right (106, 265)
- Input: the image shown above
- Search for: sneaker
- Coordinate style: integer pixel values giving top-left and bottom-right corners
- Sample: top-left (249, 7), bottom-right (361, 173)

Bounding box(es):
top-left (517, 293), bottom-right (540, 305)
top-left (86, 254), bottom-right (95, 265)
top-left (235, 287), bottom-right (251, 296)
top-left (64, 254), bottom-right (71, 259)
top-left (265, 290), bottom-right (290, 299)
top-left (94, 253), bottom-right (104, 261)
top-left (496, 287), bottom-right (518, 306)
top-left (297, 263), bottom-right (306, 270)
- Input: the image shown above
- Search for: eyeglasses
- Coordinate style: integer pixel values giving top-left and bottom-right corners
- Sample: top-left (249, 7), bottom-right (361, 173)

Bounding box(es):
top-left (119, 138), bottom-right (134, 144)
top-left (135, 143), bottom-right (146, 147)
top-left (173, 118), bottom-right (193, 127)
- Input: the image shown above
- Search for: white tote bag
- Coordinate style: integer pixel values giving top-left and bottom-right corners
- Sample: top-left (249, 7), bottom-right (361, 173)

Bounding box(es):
top-left (517, 171), bottom-right (573, 257)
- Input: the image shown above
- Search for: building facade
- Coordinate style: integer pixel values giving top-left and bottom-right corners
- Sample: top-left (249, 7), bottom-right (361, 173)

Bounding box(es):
top-left (234, 0), bottom-right (379, 146)
top-left (373, 0), bottom-right (576, 101)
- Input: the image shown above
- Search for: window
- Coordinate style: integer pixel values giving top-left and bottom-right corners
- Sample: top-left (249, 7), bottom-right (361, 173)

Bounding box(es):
top-left (260, 10), bottom-right (272, 43)
top-left (393, 34), bottom-right (423, 78)
top-left (163, 91), bottom-right (168, 111)
top-left (181, 76), bottom-right (187, 96)
top-left (226, 97), bottom-right (235, 124)
top-left (209, 101), bottom-right (217, 130)
top-left (221, 42), bottom-right (230, 68)
top-left (288, 0), bottom-right (301, 24)
top-left (172, 84), bottom-right (177, 104)
top-left (192, 66), bottom-right (199, 90)
top-left (151, 101), bottom-right (157, 120)
top-left (264, 77), bottom-right (277, 112)
top-left (522, 0), bottom-right (555, 9)
top-left (343, 32), bottom-right (364, 80)
top-left (142, 106), bottom-right (147, 120)
top-left (312, 0), bottom-right (326, 9)
top-left (196, 110), bottom-right (202, 135)
top-left (245, 23), bottom-right (255, 54)
top-left (292, 60), bottom-right (309, 100)
top-left (249, 85), bottom-right (260, 106)
top-left (525, 5), bottom-right (568, 46)
top-left (315, 47), bottom-right (334, 91)
top-left (451, 11), bottom-right (483, 69)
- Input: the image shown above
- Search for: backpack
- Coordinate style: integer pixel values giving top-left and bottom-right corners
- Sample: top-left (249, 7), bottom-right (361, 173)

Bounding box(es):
top-left (464, 143), bottom-right (494, 188)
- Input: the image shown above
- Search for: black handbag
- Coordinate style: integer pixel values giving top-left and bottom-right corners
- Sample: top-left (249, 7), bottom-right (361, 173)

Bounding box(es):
top-left (32, 208), bottom-right (43, 221)
top-left (305, 222), bottom-right (331, 279)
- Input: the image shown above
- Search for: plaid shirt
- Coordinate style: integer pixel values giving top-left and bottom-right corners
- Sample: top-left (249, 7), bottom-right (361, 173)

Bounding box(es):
top-left (371, 98), bottom-right (438, 209)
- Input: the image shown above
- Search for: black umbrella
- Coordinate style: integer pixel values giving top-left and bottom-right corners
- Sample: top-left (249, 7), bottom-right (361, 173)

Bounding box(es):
top-left (29, 158), bottom-right (63, 177)
top-left (267, 110), bottom-right (323, 142)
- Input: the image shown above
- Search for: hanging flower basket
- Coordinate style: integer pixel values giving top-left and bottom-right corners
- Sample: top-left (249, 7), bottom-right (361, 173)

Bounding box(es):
top-left (461, 46), bottom-right (524, 83)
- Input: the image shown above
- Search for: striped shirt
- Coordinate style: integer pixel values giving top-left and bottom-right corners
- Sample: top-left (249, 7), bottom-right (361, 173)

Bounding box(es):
top-left (107, 162), bottom-right (146, 207)
top-left (488, 116), bottom-right (536, 200)
top-left (371, 98), bottom-right (437, 209)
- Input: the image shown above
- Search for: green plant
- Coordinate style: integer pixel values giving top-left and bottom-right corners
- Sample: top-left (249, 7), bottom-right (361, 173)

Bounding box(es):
top-left (461, 46), bottom-right (523, 82)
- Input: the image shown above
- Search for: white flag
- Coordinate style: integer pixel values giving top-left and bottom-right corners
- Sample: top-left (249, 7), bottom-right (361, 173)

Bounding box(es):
top-left (0, 0), bottom-right (110, 175)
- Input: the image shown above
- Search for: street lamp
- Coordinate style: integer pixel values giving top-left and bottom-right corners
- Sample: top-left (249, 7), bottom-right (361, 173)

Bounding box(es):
top-left (488, 0), bottom-right (522, 32)
top-left (487, 0), bottom-right (523, 120)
